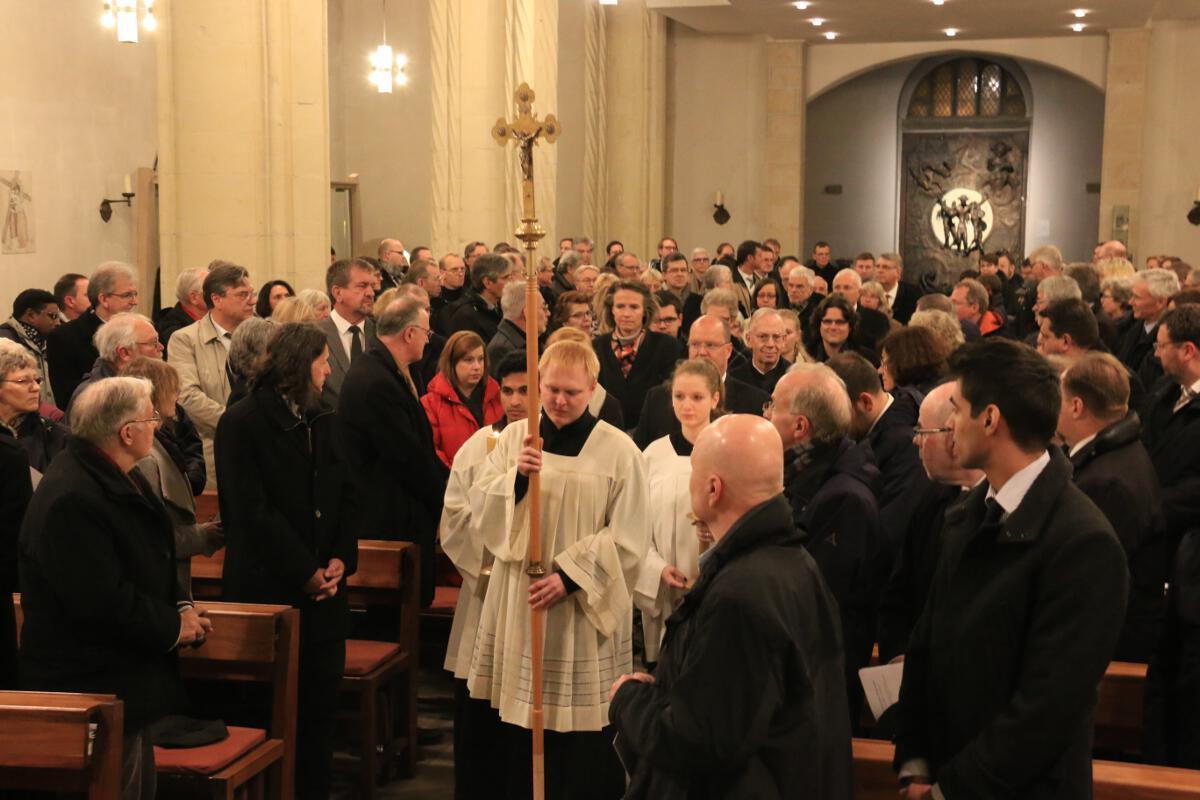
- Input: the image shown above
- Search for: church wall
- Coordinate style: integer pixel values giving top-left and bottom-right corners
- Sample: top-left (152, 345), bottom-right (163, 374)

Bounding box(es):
top-left (328, 0), bottom-right (433, 255)
top-left (0, 0), bottom-right (156, 307)
top-left (665, 25), bottom-right (769, 256)
top-left (803, 56), bottom-right (1104, 265)
top-left (554, 0), bottom-right (587, 243)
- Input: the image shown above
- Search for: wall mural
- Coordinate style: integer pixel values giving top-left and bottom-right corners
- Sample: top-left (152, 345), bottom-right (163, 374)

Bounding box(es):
top-left (900, 132), bottom-right (1028, 288)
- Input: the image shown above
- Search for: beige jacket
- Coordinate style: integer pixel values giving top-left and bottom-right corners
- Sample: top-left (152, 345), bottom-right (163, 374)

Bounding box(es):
top-left (167, 314), bottom-right (231, 484)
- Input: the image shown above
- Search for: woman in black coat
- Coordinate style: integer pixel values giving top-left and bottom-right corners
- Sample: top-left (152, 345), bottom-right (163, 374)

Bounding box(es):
top-left (215, 323), bottom-right (359, 800)
top-left (0, 424), bottom-right (31, 688)
top-left (593, 280), bottom-right (680, 428)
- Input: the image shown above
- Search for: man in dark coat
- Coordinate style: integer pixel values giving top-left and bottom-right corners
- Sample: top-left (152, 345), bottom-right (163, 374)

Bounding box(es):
top-left (876, 382), bottom-right (983, 664)
top-left (339, 298), bottom-right (448, 607)
top-left (876, 253), bottom-right (922, 325)
top-left (20, 377), bottom-right (210, 797)
top-left (446, 253), bottom-right (515, 340)
top-left (46, 262), bottom-right (140, 404)
top-left (609, 415), bottom-right (852, 800)
top-left (729, 308), bottom-right (790, 395)
top-left (1059, 353), bottom-right (1165, 662)
top-left (632, 315), bottom-right (768, 448)
top-left (829, 352), bottom-right (929, 559)
top-left (894, 339), bottom-right (1127, 800)
top-left (156, 266), bottom-right (209, 355)
top-left (1117, 270), bottom-right (1178, 388)
top-left (770, 363), bottom-right (883, 726)
top-left (1140, 305), bottom-right (1200, 767)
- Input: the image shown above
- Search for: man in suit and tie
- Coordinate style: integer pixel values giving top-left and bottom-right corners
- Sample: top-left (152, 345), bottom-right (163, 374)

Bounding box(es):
top-left (318, 259), bottom-right (377, 407)
top-left (875, 252), bottom-right (922, 325)
top-left (1117, 269), bottom-right (1179, 390)
top-left (731, 240), bottom-right (762, 317)
top-left (633, 314), bottom-right (769, 447)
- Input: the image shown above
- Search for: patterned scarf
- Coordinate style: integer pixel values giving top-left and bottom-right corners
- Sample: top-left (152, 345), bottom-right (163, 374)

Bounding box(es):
top-left (17, 319), bottom-right (45, 351)
top-left (611, 330), bottom-right (644, 377)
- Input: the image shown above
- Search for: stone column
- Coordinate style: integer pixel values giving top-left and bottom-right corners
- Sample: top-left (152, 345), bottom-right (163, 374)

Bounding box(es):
top-left (1097, 29), bottom-right (1150, 255)
top-left (157, 0), bottom-right (331, 294)
top-left (581, 3), bottom-right (608, 248)
top-left (603, 1), bottom-right (667, 260)
top-left (764, 40), bottom-right (806, 254)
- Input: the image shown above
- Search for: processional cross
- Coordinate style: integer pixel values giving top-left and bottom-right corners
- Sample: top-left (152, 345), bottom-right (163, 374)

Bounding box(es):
top-left (492, 82), bottom-right (560, 800)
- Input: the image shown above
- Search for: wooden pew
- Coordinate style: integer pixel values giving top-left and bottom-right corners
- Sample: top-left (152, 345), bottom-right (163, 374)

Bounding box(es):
top-left (852, 738), bottom-right (1200, 799)
top-left (190, 546), bottom-right (224, 601)
top-left (0, 690), bottom-right (124, 798)
top-left (340, 540), bottom-right (421, 797)
top-left (195, 489), bottom-right (219, 523)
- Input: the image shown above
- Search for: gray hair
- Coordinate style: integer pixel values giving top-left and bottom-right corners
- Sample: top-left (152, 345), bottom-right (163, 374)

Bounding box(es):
top-left (0, 338), bottom-right (36, 378)
top-left (175, 268), bottom-right (207, 305)
top-left (500, 279), bottom-right (530, 319)
top-left (70, 376), bottom-right (153, 445)
top-left (748, 307), bottom-right (783, 332)
top-left (1038, 275), bottom-right (1082, 304)
top-left (878, 252), bottom-right (903, 271)
top-left (860, 280), bottom-right (888, 307)
top-left (88, 262), bottom-right (136, 304)
top-left (93, 312), bottom-right (153, 361)
top-left (296, 288), bottom-right (331, 312)
top-left (1103, 276), bottom-right (1135, 305)
top-left (956, 278), bottom-right (990, 313)
top-left (228, 317), bottom-right (276, 377)
top-left (909, 309), bottom-right (966, 348)
top-left (1138, 269), bottom-right (1181, 301)
top-left (559, 250), bottom-right (582, 272)
top-left (1028, 245), bottom-right (1064, 274)
top-left (702, 265), bottom-right (732, 291)
top-left (787, 265), bottom-right (816, 284)
top-left (700, 287), bottom-right (739, 317)
top-left (376, 296), bottom-right (425, 337)
top-left (834, 268), bottom-right (862, 288)
top-left (784, 362), bottom-right (852, 444)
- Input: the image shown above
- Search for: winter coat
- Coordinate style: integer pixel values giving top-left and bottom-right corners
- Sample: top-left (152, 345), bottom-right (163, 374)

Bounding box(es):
top-left (420, 372), bottom-right (503, 467)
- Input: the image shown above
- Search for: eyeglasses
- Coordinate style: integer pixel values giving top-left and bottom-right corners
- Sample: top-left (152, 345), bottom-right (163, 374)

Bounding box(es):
top-left (406, 325), bottom-right (432, 338)
top-left (568, 310), bottom-right (593, 320)
top-left (912, 426), bottom-right (951, 437)
top-left (1, 376), bottom-right (43, 387)
top-left (821, 318), bottom-right (849, 327)
top-left (1153, 340), bottom-right (1181, 352)
top-left (124, 411), bottom-right (163, 429)
top-left (135, 337), bottom-right (162, 347)
top-left (108, 290), bottom-right (139, 300)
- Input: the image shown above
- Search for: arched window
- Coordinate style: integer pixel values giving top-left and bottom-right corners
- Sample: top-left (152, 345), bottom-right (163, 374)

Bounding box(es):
top-left (907, 58), bottom-right (1026, 119)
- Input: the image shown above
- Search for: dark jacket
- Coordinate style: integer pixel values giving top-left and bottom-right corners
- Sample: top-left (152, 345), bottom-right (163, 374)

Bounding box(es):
top-left (485, 318), bottom-right (529, 373)
top-left (893, 448), bottom-right (1128, 799)
top-left (728, 358), bottom-right (789, 396)
top-left (447, 292), bottom-right (503, 341)
top-left (0, 427), bottom-right (32, 688)
top-left (632, 376), bottom-right (769, 449)
top-left (66, 357), bottom-right (116, 417)
top-left (215, 388), bottom-right (359, 642)
top-left (784, 438), bottom-right (883, 686)
top-left (19, 438), bottom-right (185, 731)
top-left (161, 406), bottom-right (207, 496)
top-left (1141, 379), bottom-right (1200, 549)
top-left (1069, 412), bottom-right (1165, 662)
top-left (876, 482), bottom-right (964, 664)
top-left (856, 305), bottom-right (893, 351)
top-left (867, 387), bottom-right (930, 557)
top-left (46, 308), bottom-right (103, 406)
top-left (12, 411), bottom-right (70, 474)
top-left (1116, 319), bottom-right (1160, 384)
top-left (156, 304), bottom-right (200, 355)
top-left (610, 495), bottom-right (852, 800)
top-left (594, 330), bottom-right (680, 428)
top-left (890, 281), bottom-right (923, 325)
top-left (338, 342), bottom-right (448, 607)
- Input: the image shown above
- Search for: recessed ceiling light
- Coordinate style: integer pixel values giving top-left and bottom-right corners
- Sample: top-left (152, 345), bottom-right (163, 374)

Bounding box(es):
top-left (1072, 8), bottom-right (1088, 18)
top-left (931, 0), bottom-right (946, 5)
top-left (811, 17), bottom-right (825, 26)
top-left (944, 27), bottom-right (958, 37)
top-left (793, 1), bottom-right (811, 9)
top-left (824, 31), bottom-right (837, 40)
top-left (1071, 22), bottom-right (1086, 31)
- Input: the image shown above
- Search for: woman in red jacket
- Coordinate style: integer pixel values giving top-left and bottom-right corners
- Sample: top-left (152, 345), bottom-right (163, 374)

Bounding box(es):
top-left (422, 330), bottom-right (503, 466)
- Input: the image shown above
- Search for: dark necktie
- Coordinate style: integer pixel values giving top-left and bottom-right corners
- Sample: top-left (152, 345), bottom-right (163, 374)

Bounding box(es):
top-left (980, 497), bottom-right (1005, 537)
top-left (349, 325), bottom-right (363, 362)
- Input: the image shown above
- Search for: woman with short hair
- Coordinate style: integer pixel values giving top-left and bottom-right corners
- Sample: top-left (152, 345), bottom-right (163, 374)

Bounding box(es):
top-left (255, 279), bottom-right (295, 318)
top-left (0, 339), bottom-right (68, 475)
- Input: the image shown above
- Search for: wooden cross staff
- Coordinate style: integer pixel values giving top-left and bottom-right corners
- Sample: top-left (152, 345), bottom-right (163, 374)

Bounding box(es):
top-left (492, 82), bottom-right (559, 800)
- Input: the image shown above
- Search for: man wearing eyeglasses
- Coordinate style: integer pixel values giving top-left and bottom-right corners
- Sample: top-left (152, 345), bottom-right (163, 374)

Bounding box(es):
top-left (339, 297), bottom-right (448, 608)
top-left (47, 261), bottom-right (139, 407)
top-left (0, 289), bottom-right (61, 408)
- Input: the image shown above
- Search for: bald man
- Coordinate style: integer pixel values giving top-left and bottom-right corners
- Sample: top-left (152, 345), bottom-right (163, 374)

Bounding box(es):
top-left (609, 415), bottom-right (852, 800)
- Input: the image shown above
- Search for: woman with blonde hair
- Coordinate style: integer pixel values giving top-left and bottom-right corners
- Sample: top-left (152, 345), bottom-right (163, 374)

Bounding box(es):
top-left (273, 288), bottom-right (331, 323)
top-left (635, 358), bottom-right (722, 662)
top-left (777, 308), bottom-right (812, 364)
top-left (591, 273), bottom-right (620, 334)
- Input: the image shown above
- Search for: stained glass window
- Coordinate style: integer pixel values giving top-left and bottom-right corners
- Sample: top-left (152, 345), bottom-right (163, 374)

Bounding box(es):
top-left (906, 58), bottom-right (1026, 120)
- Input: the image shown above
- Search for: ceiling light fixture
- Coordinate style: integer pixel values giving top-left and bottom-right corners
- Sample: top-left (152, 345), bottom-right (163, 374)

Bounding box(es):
top-left (599, 0), bottom-right (618, 5)
top-left (100, 0), bottom-right (155, 43)
top-left (792, 1), bottom-right (811, 9)
top-left (931, 0), bottom-right (946, 5)
top-left (1071, 22), bottom-right (1086, 31)
top-left (369, 0), bottom-right (408, 93)
top-left (824, 31), bottom-right (837, 40)
top-left (1072, 8), bottom-right (1088, 18)
top-left (811, 17), bottom-right (825, 26)
top-left (944, 27), bottom-right (958, 37)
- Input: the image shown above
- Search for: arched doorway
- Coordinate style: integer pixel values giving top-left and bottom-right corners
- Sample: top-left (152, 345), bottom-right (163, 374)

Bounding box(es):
top-left (899, 57), bottom-right (1031, 286)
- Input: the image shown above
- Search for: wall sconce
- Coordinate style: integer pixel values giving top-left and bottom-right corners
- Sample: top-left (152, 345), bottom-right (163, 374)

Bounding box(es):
top-left (99, 192), bottom-right (134, 223)
top-left (713, 190), bottom-right (730, 225)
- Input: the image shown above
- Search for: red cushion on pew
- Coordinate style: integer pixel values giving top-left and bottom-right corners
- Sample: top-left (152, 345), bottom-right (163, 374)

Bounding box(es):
top-left (430, 585), bottom-right (459, 613)
top-left (153, 726), bottom-right (267, 775)
top-left (344, 639), bottom-right (402, 676)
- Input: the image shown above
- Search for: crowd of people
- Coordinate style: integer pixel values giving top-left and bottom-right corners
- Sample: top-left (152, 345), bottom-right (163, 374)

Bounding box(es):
top-left (0, 231), bottom-right (1198, 799)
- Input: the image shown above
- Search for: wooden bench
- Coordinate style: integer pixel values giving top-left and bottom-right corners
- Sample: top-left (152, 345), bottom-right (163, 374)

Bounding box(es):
top-left (852, 738), bottom-right (1200, 799)
top-left (195, 489), bottom-right (219, 523)
top-left (0, 690), bottom-right (124, 798)
top-left (339, 540), bottom-right (421, 797)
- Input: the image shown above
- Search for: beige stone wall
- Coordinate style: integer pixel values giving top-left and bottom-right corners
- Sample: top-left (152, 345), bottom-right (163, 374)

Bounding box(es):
top-left (0, 0), bottom-right (156, 305)
top-left (1098, 29), bottom-right (1150, 256)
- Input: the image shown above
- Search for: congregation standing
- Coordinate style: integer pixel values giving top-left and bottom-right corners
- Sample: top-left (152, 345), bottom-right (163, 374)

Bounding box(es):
top-left (2, 232), bottom-right (1200, 799)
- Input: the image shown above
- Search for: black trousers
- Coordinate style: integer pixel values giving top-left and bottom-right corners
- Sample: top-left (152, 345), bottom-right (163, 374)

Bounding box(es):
top-left (453, 680), bottom-right (506, 800)
top-left (296, 634), bottom-right (346, 800)
top-left (500, 719), bottom-right (626, 800)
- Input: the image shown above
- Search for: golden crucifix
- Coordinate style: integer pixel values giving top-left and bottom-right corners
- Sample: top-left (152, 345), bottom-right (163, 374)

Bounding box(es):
top-left (492, 81), bottom-right (560, 800)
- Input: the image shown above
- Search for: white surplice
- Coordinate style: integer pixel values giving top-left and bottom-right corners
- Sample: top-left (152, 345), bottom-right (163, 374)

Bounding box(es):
top-left (633, 435), bottom-right (701, 662)
top-left (439, 423), bottom-right (501, 678)
top-left (465, 417), bottom-right (650, 732)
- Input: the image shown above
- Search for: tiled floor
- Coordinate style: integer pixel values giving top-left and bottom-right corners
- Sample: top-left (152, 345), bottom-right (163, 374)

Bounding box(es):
top-left (377, 668), bottom-right (456, 798)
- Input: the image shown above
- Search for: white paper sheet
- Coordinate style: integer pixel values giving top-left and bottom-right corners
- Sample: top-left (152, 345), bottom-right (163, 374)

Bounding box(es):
top-left (859, 662), bottom-right (904, 721)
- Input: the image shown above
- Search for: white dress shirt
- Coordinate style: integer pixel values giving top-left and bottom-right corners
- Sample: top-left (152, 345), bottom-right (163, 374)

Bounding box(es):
top-left (986, 449), bottom-right (1052, 515)
top-left (329, 308), bottom-right (365, 362)
top-left (210, 317), bottom-right (233, 350)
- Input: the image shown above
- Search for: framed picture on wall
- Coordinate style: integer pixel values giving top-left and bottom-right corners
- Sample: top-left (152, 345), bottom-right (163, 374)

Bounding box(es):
top-left (1, 170), bottom-right (35, 255)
